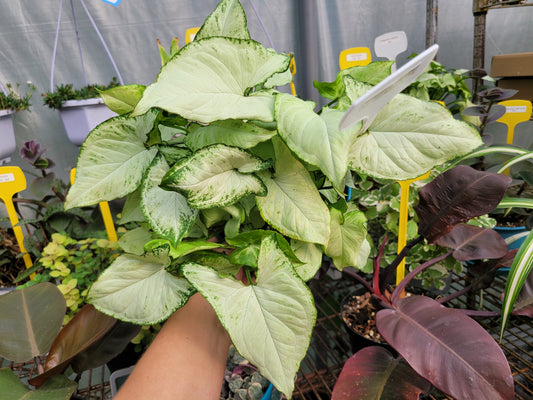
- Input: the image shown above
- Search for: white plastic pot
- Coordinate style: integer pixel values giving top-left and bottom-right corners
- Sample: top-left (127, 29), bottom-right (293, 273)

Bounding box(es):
top-left (0, 109), bottom-right (16, 165)
top-left (59, 98), bottom-right (116, 146)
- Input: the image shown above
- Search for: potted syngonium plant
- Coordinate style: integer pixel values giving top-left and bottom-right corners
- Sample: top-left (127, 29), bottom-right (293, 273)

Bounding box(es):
top-left (63, 0), bottom-right (483, 397)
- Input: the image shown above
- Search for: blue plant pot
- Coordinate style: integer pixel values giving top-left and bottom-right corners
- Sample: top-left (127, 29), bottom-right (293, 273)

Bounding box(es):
top-left (493, 225), bottom-right (529, 273)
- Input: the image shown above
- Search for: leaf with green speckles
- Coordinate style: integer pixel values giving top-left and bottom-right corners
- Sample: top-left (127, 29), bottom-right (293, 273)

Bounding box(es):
top-left (141, 155), bottom-right (198, 247)
top-left (88, 253), bottom-right (194, 325)
top-left (182, 235), bottom-right (316, 399)
top-left (195, 0), bottom-right (251, 40)
top-left (344, 76), bottom-right (482, 181)
top-left (132, 37), bottom-right (289, 123)
top-left (275, 93), bottom-right (361, 190)
top-left (256, 138), bottom-right (330, 245)
top-left (325, 204), bottom-right (369, 270)
top-left (161, 144), bottom-right (269, 209)
top-left (65, 109), bottom-right (159, 209)
top-left (185, 120), bottom-right (276, 151)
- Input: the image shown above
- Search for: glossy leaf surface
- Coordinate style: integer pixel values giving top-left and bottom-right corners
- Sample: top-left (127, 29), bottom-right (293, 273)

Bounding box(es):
top-left (0, 283), bottom-right (65, 362)
top-left (415, 165), bottom-right (511, 242)
top-left (332, 346), bottom-right (430, 400)
top-left (436, 224), bottom-right (508, 261)
top-left (377, 295), bottom-right (514, 400)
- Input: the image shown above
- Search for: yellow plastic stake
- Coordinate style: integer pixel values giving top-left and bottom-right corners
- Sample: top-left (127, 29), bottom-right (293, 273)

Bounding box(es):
top-left (497, 100), bottom-right (532, 175)
top-left (70, 169), bottom-right (118, 242)
top-left (0, 166), bottom-right (33, 269)
top-left (339, 47), bottom-right (371, 70)
top-left (185, 27), bottom-right (200, 44)
top-left (289, 54), bottom-right (297, 96)
top-left (396, 171), bottom-right (431, 286)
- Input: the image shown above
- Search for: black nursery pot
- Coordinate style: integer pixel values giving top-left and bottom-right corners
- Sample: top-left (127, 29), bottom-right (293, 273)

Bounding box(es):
top-left (340, 287), bottom-right (395, 355)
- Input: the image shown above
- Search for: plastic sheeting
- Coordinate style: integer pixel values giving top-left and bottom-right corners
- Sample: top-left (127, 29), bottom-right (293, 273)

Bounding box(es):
top-left (0, 0), bottom-right (532, 186)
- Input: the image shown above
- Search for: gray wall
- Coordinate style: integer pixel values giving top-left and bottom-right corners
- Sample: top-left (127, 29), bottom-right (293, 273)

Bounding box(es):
top-left (1, 0), bottom-right (532, 185)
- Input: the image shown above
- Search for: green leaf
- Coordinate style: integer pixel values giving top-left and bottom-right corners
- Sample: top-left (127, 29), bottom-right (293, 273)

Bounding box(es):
top-left (161, 144), bottom-right (269, 209)
top-left (141, 155), bottom-right (198, 247)
top-left (185, 120), bottom-right (276, 151)
top-left (0, 369), bottom-right (77, 400)
top-left (132, 37), bottom-right (290, 123)
top-left (290, 239), bottom-right (323, 281)
top-left (275, 94), bottom-right (360, 189)
top-left (65, 110), bottom-right (159, 209)
top-left (182, 235), bottom-right (316, 398)
top-left (195, 0), bottom-right (251, 40)
top-left (118, 226), bottom-right (155, 255)
top-left (119, 188), bottom-right (145, 224)
top-left (99, 84), bottom-right (146, 115)
top-left (497, 196), bottom-right (533, 210)
top-left (256, 138), bottom-right (330, 245)
top-left (348, 89), bottom-right (482, 180)
top-left (88, 253), bottom-right (194, 324)
top-left (325, 204), bottom-right (368, 270)
top-left (30, 173), bottom-right (55, 199)
top-left (501, 230), bottom-right (533, 339)
top-left (313, 61), bottom-right (393, 101)
top-left (0, 283), bottom-right (66, 362)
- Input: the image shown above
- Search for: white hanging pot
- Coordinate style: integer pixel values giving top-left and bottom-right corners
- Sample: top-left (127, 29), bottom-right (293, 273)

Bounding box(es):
top-left (0, 109), bottom-right (17, 164)
top-left (59, 98), bottom-right (116, 146)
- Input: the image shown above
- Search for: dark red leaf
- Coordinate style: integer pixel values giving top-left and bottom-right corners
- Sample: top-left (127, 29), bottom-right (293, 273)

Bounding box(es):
top-left (29, 305), bottom-right (116, 387)
top-left (376, 295), bottom-right (515, 400)
top-left (332, 346), bottom-right (430, 400)
top-left (513, 269), bottom-right (533, 317)
top-left (415, 166), bottom-right (511, 243)
top-left (436, 224), bottom-right (508, 261)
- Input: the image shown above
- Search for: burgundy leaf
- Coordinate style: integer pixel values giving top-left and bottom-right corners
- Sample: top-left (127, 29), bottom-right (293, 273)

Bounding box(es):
top-left (513, 269), bottom-right (533, 317)
top-left (332, 346), bottom-right (430, 400)
top-left (436, 224), bottom-right (508, 261)
top-left (376, 295), bottom-right (514, 400)
top-left (29, 305), bottom-right (116, 387)
top-left (415, 166), bottom-right (511, 243)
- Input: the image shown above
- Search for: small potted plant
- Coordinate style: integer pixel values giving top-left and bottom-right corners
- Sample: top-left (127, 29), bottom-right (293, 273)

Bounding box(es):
top-left (0, 81), bottom-right (34, 163)
top-left (42, 78), bottom-right (119, 146)
top-left (62, 0), bottom-right (490, 397)
top-left (334, 165), bottom-right (519, 400)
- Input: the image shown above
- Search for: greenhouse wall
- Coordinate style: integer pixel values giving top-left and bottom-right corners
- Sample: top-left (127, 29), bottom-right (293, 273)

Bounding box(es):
top-left (0, 0), bottom-right (532, 189)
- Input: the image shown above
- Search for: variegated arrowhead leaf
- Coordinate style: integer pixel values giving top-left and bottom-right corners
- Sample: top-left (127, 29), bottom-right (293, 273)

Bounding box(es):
top-left (275, 93), bottom-right (361, 189)
top-left (161, 144), bottom-right (269, 209)
top-left (256, 138), bottom-right (330, 245)
top-left (132, 37), bottom-right (290, 123)
top-left (290, 239), bottom-right (323, 281)
top-left (325, 204), bottom-right (369, 270)
top-left (185, 120), bottom-right (276, 151)
top-left (141, 155), bottom-right (198, 247)
top-left (88, 253), bottom-right (194, 324)
top-left (195, 0), bottom-right (251, 40)
top-left (345, 77), bottom-right (482, 181)
top-left (182, 235), bottom-right (316, 399)
top-left (65, 110), bottom-right (159, 209)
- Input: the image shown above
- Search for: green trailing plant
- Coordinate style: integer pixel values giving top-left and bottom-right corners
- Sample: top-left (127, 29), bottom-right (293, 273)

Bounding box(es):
top-left (402, 58), bottom-right (472, 115)
top-left (18, 232), bottom-right (120, 324)
top-left (64, 1), bottom-right (483, 397)
top-left (42, 77), bottom-right (119, 109)
top-left (0, 82), bottom-right (35, 111)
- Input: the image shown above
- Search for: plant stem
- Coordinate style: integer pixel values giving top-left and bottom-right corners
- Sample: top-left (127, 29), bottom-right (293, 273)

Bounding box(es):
top-left (381, 235), bottom-right (424, 293)
top-left (391, 249), bottom-right (453, 305)
top-left (437, 283), bottom-right (472, 305)
top-left (341, 268), bottom-right (373, 293)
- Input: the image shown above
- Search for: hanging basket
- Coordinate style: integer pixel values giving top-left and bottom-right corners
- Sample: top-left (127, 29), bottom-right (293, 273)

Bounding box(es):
top-left (0, 109), bottom-right (16, 164)
top-left (58, 98), bottom-right (116, 146)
